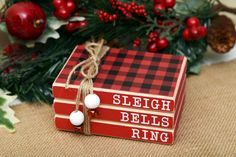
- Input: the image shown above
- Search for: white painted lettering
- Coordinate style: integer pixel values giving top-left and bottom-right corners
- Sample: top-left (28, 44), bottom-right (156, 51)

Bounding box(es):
top-left (131, 113), bottom-right (139, 123)
top-left (161, 100), bottom-right (171, 111)
top-left (123, 95), bottom-right (131, 106)
top-left (151, 100), bottom-right (160, 109)
top-left (150, 116), bottom-right (160, 126)
top-left (131, 129), bottom-right (140, 139)
top-left (113, 94), bottom-right (121, 105)
top-left (161, 117), bottom-right (169, 128)
top-left (141, 114), bottom-right (150, 125)
top-left (143, 98), bottom-right (150, 109)
top-left (150, 131), bottom-right (159, 141)
top-left (133, 97), bottom-right (142, 107)
top-left (142, 130), bottom-right (149, 140)
top-left (160, 133), bottom-right (169, 143)
top-left (120, 112), bottom-right (129, 122)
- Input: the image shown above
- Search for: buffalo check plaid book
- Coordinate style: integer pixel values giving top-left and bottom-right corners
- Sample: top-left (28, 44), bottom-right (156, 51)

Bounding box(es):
top-left (53, 45), bottom-right (187, 145)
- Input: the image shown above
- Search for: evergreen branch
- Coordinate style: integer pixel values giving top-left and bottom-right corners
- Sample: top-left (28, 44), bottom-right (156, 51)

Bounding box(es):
top-left (0, 0), bottom-right (221, 103)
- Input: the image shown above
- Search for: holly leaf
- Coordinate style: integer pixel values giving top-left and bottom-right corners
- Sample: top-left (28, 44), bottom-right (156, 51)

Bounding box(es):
top-left (0, 107), bottom-right (15, 132)
top-left (69, 16), bottom-right (86, 22)
top-left (175, 0), bottom-right (210, 15)
top-left (0, 22), bottom-right (60, 47)
top-left (47, 16), bottom-right (68, 30)
top-left (25, 27), bottom-right (60, 48)
top-left (0, 16), bottom-right (85, 48)
top-left (0, 22), bottom-right (6, 32)
top-left (0, 97), bottom-right (15, 132)
top-left (184, 0), bottom-right (208, 10)
top-left (174, 1), bottom-right (189, 15)
top-left (0, 97), bottom-right (5, 106)
top-left (0, 90), bottom-right (20, 133)
top-left (25, 16), bottom-right (86, 47)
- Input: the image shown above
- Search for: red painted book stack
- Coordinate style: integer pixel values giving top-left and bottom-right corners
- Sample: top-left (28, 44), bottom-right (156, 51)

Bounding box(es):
top-left (53, 45), bottom-right (187, 145)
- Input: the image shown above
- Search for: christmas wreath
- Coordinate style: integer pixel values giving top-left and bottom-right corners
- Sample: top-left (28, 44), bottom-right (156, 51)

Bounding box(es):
top-left (0, 0), bottom-right (236, 103)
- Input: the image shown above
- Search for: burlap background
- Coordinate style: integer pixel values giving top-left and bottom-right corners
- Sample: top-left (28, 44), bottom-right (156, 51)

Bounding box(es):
top-left (0, 59), bottom-right (236, 157)
top-left (1, 1), bottom-right (236, 156)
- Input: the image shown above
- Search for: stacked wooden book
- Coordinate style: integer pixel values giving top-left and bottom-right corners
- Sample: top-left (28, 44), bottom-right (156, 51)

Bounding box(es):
top-left (53, 45), bottom-right (187, 145)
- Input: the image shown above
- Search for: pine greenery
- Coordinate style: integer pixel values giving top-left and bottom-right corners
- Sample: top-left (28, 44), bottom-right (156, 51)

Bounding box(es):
top-left (0, 0), bottom-right (216, 104)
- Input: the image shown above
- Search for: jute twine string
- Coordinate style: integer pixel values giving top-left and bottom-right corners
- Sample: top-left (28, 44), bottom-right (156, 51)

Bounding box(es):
top-left (65, 39), bottom-right (109, 135)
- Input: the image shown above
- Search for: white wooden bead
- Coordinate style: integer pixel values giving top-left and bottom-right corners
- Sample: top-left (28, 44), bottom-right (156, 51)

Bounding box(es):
top-left (84, 94), bottom-right (100, 109)
top-left (69, 111), bottom-right (84, 126)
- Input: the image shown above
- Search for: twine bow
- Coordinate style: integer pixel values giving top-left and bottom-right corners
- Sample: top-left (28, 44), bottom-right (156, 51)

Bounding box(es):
top-left (65, 39), bottom-right (109, 135)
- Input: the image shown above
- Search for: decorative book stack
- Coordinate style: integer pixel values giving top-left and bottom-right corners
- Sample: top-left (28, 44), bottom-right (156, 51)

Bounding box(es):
top-left (53, 45), bottom-right (187, 145)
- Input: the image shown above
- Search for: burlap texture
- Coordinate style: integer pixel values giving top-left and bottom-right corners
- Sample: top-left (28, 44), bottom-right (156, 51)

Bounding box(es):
top-left (0, 60), bottom-right (236, 157)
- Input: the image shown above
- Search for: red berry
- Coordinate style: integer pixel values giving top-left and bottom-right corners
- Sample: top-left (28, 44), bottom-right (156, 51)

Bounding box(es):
top-left (149, 31), bottom-right (159, 38)
top-left (65, 21), bottom-right (88, 32)
top-left (103, 12), bottom-right (108, 17)
top-left (53, 0), bottom-right (66, 8)
top-left (65, 22), bottom-right (77, 32)
top-left (153, 3), bottom-right (165, 16)
top-left (0, 19), bottom-right (3, 23)
top-left (133, 38), bottom-right (141, 48)
top-left (156, 37), bottom-right (168, 50)
top-left (3, 44), bottom-right (23, 55)
top-left (3, 67), bottom-right (11, 74)
top-left (164, 21), bottom-right (174, 27)
top-left (157, 20), bottom-right (164, 26)
top-left (31, 52), bottom-right (38, 60)
top-left (54, 6), bottom-right (71, 20)
top-left (187, 17), bottom-right (200, 28)
top-left (198, 26), bottom-right (207, 38)
top-left (66, 0), bottom-right (77, 13)
top-left (131, 2), bottom-right (136, 6)
top-left (164, 0), bottom-right (176, 8)
top-left (182, 29), bottom-right (191, 41)
top-left (148, 31), bottom-right (159, 42)
top-left (189, 27), bottom-right (201, 40)
top-left (3, 45), bottom-right (14, 55)
top-left (133, 44), bottom-right (138, 48)
top-left (78, 21), bottom-right (88, 28)
top-left (5, 2), bottom-right (46, 40)
top-left (147, 42), bottom-right (158, 52)
top-left (152, 37), bottom-right (157, 42)
top-left (153, 0), bottom-right (164, 4)
top-left (112, 14), bottom-right (117, 20)
top-left (148, 39), bottom-right (152, 43)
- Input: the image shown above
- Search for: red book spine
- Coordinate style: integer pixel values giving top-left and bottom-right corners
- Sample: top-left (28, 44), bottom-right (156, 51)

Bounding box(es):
top-left (54, 102), bottom-right (173, 128)
top-left (53, 71), bottom-right (186, 114)
top-left (54, 93), bottom-right (186, 145)
top-left (53, 77), bottom-right (186, 129)
top-left (53, 86), bottom-right (176, 112)
top-left (54, 117), bottom-right (175, 145)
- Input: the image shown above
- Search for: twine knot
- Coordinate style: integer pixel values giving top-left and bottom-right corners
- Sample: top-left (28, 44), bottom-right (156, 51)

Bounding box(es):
top-left (65, 39), bottom-right (109, 135)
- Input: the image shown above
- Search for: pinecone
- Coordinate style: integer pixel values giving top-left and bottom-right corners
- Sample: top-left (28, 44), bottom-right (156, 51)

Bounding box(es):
top-left (207, 15), bottom-right (236, 53)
